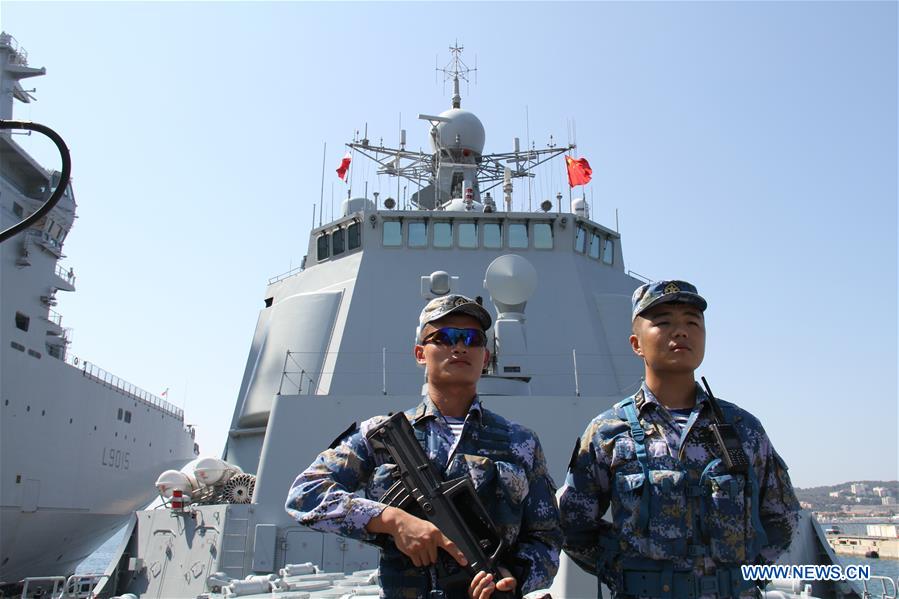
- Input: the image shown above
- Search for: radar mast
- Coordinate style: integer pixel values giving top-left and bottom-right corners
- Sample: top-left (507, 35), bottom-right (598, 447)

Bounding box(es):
top-left (438, 41), bottom-right (476, 109)
top-left (345, 44), bottom-right (574, 211)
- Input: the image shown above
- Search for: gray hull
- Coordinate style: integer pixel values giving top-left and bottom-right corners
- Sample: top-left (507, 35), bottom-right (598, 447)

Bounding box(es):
top-left (0, 32), bottom-right (199, 585)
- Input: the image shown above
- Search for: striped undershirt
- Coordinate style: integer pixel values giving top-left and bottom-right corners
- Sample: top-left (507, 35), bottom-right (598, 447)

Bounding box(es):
top-left (443, 415), bottom-right (466, 442)
top-left (669, 407), bottom-right (693, 431)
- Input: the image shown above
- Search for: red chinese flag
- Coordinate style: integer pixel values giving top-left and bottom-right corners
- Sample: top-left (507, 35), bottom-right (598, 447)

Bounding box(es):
top-left (336, 152), bottom-right (352, 182)
top-left (566, 155), bottom-right (593, 187)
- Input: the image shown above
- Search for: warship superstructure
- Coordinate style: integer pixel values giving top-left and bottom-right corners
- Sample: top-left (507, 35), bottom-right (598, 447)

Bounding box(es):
top-left (54, 46), bottom-right (851, 599)
top-left (0, 32), bottom-right (199, 586)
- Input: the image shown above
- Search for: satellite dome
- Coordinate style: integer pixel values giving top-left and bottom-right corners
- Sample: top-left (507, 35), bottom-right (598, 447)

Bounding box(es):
top-left (430, 109), bottom-right (485, 154)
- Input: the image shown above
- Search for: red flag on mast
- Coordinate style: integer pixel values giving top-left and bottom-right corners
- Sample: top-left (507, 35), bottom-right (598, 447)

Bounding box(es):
top-left (336, 152), bottom-right (352, 182)
top-left (566, 155), bottom-right (593, 187)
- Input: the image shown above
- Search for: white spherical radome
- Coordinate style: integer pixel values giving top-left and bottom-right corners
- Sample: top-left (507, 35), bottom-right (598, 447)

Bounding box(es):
top-left (429, 109), bottom-right (486, 154)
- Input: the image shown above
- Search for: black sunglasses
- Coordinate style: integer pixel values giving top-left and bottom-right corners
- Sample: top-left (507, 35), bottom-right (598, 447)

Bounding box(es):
top-left (421, 327), bottom-right (488, 348)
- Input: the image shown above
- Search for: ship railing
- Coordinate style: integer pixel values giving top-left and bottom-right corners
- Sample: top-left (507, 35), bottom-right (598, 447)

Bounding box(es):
top-left (18, 574), bottom-right (104, 599)
top-left (863, 576), bottom-right (898, 599)
top-left (24, 229), bottom-right (63, 255)
top-left (55, 263), bottom-right (76, 286)
top-left (20, 576), bottom-right (66, 599)
top-left (47, 307), bottom-right (63, 326)
top-left (278, 348), bottom-right (641, 397)
top-left (64, 355), bottom-right (184, 420)
top-left (627, 269), bottom-right (652, 283)
top-left (268, 264), bottom-right (305, 285)
top-left (0, 32), bottom-right (29, 65)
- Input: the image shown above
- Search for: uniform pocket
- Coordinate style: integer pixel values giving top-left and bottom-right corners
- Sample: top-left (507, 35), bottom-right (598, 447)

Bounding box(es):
top-left (704, 473), bottom-right (749, 563)
top-left (612, 472), bottom-right (647, 554)
top-left (646, 469), bottom-right (688, 559)
top-left (460, 454), bottom-right (497, 493)
top-left (460, 455), bottom-right (530, 545)
top-left (495, 461), bottom-right (529, 505)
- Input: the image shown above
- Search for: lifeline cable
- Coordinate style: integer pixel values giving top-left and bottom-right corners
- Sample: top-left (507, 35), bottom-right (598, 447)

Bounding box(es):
top-left (0, 120), bottom-right (72, 244)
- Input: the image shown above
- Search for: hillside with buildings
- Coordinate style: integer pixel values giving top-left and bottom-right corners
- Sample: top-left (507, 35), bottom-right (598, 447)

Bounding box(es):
top-left (796, 481), bottom-right (899, 518)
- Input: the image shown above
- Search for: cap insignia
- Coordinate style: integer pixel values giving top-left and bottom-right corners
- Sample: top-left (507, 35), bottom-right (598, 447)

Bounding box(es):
top-left (663, 282), bottom-right (680, 295)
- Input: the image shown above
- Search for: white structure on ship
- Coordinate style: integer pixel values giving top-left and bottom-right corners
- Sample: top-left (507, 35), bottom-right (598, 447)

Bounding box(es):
top-left (0, 32), bottom-right (199, 585)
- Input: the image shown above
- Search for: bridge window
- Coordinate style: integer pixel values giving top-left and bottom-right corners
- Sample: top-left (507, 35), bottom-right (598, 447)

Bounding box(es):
top-left (124, 410), bottom-right (132, 423)
top-left (408, 221), bottom-right (427, 247)
top-left (347, 223), bottom-right (361, 250)
top-left (15, 312), bottom-right (29, 332)
top-left (589, 232), bottom-right (601, 259)
top-left (458, 223), bottom-right (477, 248)
top-left (483, 223), bottom-right (502, 249)
top-left (117, 408), bottom-right (123, 420)
top-left (382, 220), bottom-right (402, 247)
top-left (509, 223), bottom-right (528, 249)
top-left (575, 226), bottom-right (587, 253)
top-left (433, 222), bottom-right (452, 248)
top-left (533, 223), bottom-right (553, 249)
top-left (602, 238), bottom-right (615, 265)
top-left (332, 228), bottom-right (345, 256)
top-left (317, 233), bottom-right (330, 260)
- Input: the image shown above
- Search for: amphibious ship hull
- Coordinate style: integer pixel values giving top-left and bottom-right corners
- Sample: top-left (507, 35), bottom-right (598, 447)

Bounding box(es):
top-left (0, 344), bottom-right (197, 583)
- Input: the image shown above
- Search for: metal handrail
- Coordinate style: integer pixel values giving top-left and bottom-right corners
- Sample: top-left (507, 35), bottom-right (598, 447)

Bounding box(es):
top-left (61, 573), bottom-right (109, 598)
top-left (268, 265), bottom-right (304, 285)
top-left (279, 350), bottom-right (320, 395)
top-left (863, 576), bottom-right (898, 599)
top-left (276, 347), bottom-right (641, 397)
top-left (55, 263), bottom-right (76, 286)
top-left (626, 269), bottom-right (652, 283)
top-left (20, 576), bottom-right (65, 598)
top-left (47, 307), bottom-right (63, 326)
top-left (65, 358), bottom-right (184, 420)
top-left (0, 32), bottom-right (29, 65)
top-left (25, 228), bottom-right (63, 251)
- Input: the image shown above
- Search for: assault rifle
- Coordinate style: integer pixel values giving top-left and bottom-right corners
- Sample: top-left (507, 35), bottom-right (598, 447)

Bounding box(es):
top-left (366, 412), bottom-right (515, 598)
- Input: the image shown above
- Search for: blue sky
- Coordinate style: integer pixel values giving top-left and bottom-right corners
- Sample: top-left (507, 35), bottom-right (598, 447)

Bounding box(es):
top-left (4, 2), bottom-right (896, 487)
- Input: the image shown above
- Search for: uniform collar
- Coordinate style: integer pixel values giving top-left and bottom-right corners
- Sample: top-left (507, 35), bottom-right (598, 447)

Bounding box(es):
top-left (636, 381), bottom-right (709, 414)
top-left (413, 394), bottom-right (483, 425)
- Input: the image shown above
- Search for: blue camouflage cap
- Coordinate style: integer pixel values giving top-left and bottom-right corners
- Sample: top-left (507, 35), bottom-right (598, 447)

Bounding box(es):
top-left (631, 280), bottom-right (707, 320)
top-left (418, 294), bottom-right (492, 341)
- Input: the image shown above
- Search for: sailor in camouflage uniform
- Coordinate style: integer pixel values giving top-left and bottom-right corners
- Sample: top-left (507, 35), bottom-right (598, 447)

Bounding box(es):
top-left (286, 294), bottom-right (561, 599)
top-left (560, 280), bottom-right (800, 598)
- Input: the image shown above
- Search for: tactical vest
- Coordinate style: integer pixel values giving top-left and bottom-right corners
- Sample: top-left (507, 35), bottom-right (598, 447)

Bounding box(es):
top-left (596, 393), bottom-right (768, 599)
top-left (375, 408), bottom-right (528, 598)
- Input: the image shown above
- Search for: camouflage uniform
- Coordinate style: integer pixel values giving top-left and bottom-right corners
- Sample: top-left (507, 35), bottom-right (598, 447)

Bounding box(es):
top-left (286, 395), bottom-right (562, 598)
top-left (560, 383), bottom-right (800, 598)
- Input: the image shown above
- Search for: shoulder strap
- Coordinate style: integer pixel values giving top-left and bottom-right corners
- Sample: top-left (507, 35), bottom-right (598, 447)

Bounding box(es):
top-left (620, 395), bottom-right (652, 532)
